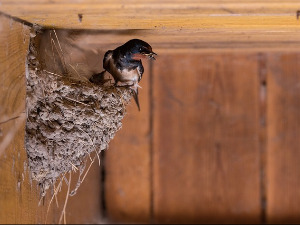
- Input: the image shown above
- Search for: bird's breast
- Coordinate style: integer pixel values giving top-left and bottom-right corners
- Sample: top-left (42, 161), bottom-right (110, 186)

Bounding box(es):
top-left (106, 56), bottom-right (139, 83)
top-left (117, 68), bottom-right (139, 82)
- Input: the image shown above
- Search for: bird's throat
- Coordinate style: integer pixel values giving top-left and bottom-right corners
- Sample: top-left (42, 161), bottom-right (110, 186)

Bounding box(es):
top-left (132, 53), bottom-right (147, 60)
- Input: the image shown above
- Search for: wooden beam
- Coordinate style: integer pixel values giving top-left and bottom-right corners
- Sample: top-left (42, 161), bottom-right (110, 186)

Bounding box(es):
top-left (0, 1), bottom-right (299, 30)
top-left (1, 1), bottom-right (300, 50)
top-left (34, 29), bottom-right (300, 58)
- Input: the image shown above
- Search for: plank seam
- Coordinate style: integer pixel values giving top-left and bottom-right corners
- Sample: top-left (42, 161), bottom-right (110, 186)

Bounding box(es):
top-left (0, 11), bottom-right (33, 27)
top-left (258, 52), bottom-right (267, 224)
top-left (100, 150), bottom-right (107, 219)
top-left (149, 59), bottom-right (154, 223)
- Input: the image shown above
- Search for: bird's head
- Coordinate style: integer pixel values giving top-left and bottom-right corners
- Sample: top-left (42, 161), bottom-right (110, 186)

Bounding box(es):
top-left (123, 39), bottom-right (157, 61)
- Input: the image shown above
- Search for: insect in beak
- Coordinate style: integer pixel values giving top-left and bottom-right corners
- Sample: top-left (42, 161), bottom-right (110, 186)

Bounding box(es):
top-left (142, 51), bottom-right (157, 60)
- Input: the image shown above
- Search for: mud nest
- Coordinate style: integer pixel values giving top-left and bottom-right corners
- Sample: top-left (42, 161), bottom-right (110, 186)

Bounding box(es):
top-left (25, 28), bottom-right (133, 195)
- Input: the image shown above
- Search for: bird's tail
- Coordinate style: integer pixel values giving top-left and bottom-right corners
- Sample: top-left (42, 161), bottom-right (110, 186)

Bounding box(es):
top-left (132, 87), bottom-right (140, 111)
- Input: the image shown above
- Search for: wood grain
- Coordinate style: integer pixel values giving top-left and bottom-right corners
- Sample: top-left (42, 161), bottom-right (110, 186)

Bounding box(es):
top-left (266, 52), bottom-right (300, 223)
top-left (0, 1), bottom-right (300, 51)
top-left (57, 162), bottom-right (102, 224)
top-left (105, 61), bottom-right (151, 223)
top-left (152, 53), bottom-right (261, 223)
top-left (0, 13), bottom-right (50, 224)
top-left (50, 29), bottom-right (300, 54)
top-left (0, 1), bottom-right (299, 29)
top-left (0, 14), bottom-right (103, 224)
top-left (2, 2), bottom-right (300, 222)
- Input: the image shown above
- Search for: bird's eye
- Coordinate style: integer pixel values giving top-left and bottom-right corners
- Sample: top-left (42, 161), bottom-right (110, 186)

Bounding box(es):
top-left (139, 47), bottom-right (143, 51)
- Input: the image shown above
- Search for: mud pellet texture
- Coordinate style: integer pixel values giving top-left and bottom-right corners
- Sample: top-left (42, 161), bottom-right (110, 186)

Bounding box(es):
top-left (25, 28), bottom-right (132, 195)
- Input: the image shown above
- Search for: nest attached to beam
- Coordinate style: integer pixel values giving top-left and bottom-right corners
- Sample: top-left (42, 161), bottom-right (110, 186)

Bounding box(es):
top-left (25, 28), bottom-right (132, 196)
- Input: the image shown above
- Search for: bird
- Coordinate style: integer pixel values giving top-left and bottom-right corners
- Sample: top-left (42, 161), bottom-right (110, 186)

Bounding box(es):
top-left (90, 39), bottom-right (157, 111)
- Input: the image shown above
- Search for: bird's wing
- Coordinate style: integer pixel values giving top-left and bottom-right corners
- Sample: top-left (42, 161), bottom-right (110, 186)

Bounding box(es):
top-left (137, 63), bottom-right (144, 81)
top-left (103, 50), bottom-right (113, 71)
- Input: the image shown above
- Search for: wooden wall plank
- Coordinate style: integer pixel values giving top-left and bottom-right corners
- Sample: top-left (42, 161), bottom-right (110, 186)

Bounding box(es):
top-left (0, 14), bottom-right (51, 224)
top-left (152, 53), bottom-right (261, 223)
top-left (105, 61), bottom-right (151, 223)
top-left (266, 52), bottom-right (300, 223)
top-left (60, 163), bottom-right (102, 224)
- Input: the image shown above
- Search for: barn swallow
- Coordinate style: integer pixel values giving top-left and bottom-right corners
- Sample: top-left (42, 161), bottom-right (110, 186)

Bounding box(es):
top-left (90, 39), bottom-right (157, 110)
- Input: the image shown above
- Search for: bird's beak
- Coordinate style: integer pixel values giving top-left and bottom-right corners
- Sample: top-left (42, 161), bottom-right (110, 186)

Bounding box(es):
top-left (142, 51), bottom-right (157, 60)
top-left (149, 52), bottom-right (157, 60)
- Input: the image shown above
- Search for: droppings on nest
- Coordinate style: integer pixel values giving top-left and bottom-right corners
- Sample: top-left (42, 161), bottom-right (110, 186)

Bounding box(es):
top-left (25, 27), bottom-right (133, 197)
